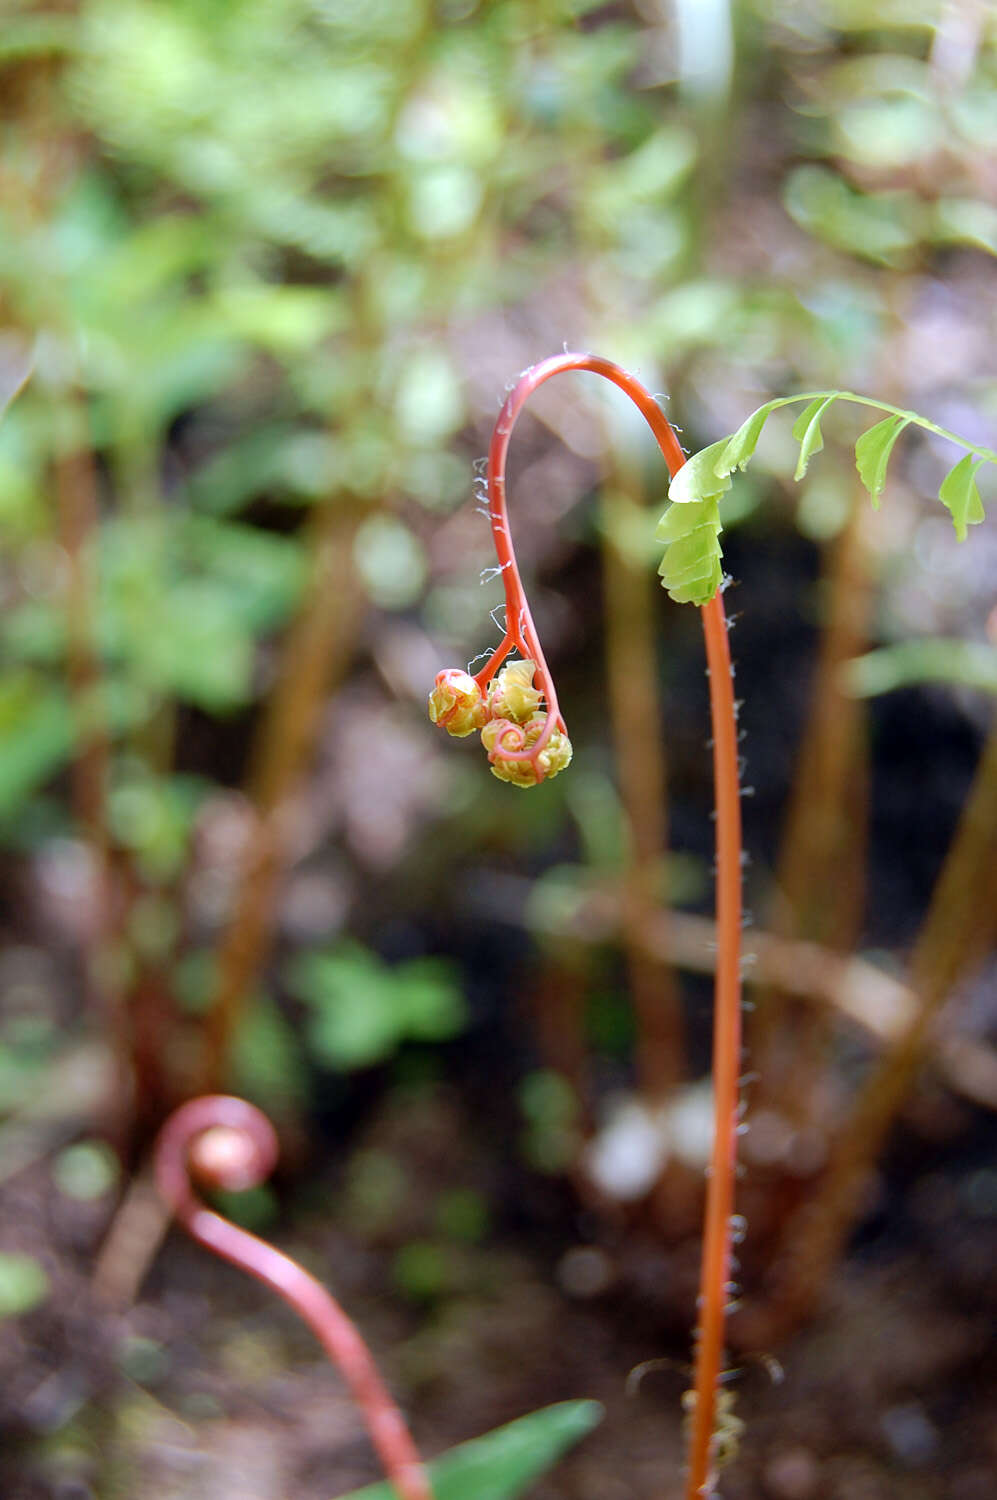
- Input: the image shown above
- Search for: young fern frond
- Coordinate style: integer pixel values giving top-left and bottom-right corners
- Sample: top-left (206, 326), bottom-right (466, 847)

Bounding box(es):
top-left (657, 392), bottom-right (996, 603)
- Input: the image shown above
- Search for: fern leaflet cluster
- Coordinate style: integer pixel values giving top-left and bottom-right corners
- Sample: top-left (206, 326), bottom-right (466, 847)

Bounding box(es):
top-left (657, 392), bottom-right (995, 606)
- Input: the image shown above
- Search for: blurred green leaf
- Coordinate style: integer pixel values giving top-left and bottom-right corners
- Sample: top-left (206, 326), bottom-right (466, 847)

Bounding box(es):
top-left (519, 1069), bottom-right (580, 1174)
top-left (339, 1401), bottom-right (603, 1500)
top-left (394, 350), bottom-right (465, 445)
top-left (845, 640), bottom-right (997, 698)
top-left (586, 125), bottom-right (696, 230)
top-left (214, 283), bottom-right (342, 356)
top-left (353, 516), bottom-right (427, 611)
top-left (783, 166), bottom-right (921, 264)
top-left (0, 1252), bottom-right (50, 1319)
top-left (0, 14), bottom-right (78, 60)
top-left (287, 943), bottom-right (466, 1071)
top-left (53, 1140), bottom-right (120, 1201)
top-left (834, 95), bottom-right (940, 170)
top-left (0, 676), bottom-right (73, 819)
top-left (392, 1240), bottom-right (453, 1301)
top-left (89, 515), bottom-right (305, 711)
top-left (230, 998), bottom-right (308, 1113)
top-left (934, 198), bottom-right (997, 258)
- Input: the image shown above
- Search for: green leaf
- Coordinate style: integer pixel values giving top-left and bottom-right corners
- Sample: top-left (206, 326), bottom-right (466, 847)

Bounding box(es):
top-left (656, 496), bottom-right (723, 606)
top-left (938, 453), bottom-right (987, 540)
top-left (230, 998), bottom-right (308, 1112)
top-left (0, 676), bottom-right (73, 819)
top-left (854, 414), bottom-right (909, 506)
top-left (393, 959), bottom-right (466, 1042)
top-left (792, 396), bottom-right (835, 481)
top-left (666, 441), bottom-right (731, 506)
top-left (339, 1401), bottom-right (603, 1500)
top-left (845, 639), bottom-right (997, 698)
top-left (716, 403), bottom-right (774, 476)
top-left (783, 166), bottom-right (921, 265)
top-left (287, 943), bottom-right (466, 1070)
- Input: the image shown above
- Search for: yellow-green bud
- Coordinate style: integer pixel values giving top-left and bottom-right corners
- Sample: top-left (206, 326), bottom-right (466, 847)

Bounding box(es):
top-left (481, 713), bottom-right (572, 788)
top-left (536, 721), bottom-right (572, 781)
top-left (487, 659), bottom-right (542, 725)
top-left (428, 669), bottom-right (486, 737)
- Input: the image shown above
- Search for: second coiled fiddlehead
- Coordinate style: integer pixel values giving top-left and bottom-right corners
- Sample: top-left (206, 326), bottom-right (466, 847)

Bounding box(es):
top-left (154, 1095), bottom-right (433, 1500)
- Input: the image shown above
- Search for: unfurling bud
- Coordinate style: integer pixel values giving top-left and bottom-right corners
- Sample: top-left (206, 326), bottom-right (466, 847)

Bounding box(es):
top-left (428, 669), bottom-right (487, 737)
top-left (487, 659), bottom-right (542, 725)
top-left (537, 722), bottom-right (573, 781)
top-left (481, 713), bottom-right (572, 788)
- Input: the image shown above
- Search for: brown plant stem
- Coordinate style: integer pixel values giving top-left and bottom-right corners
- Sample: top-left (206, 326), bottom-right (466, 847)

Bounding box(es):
top-left (601, 475), bottom-right (685, 1099)
top-left (755, 714), bottom-right (997, 1341)
top-left (154, 1096), bottom-right (433, 1500)
top-left (53, 423), bottom-right (109, 862)
top-left (51, 402), bottom-right (135, 1141)
top-left (751, 490), bottom-right (873, 1124)
top-left (200, 501), bottom-right (361, 1093)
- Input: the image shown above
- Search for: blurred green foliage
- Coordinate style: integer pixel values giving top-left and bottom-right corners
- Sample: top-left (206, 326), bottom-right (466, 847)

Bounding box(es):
top-left (1, 0), bottom-right (994, 1110)
top-left (0, 1251), bottom-right (50, 1319)
top-left (287, 942), bottom-right (466, 1069)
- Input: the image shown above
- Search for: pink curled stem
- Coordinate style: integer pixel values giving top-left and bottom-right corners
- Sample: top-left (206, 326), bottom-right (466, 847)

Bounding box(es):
top-left (154, 1095), bottom-right (433, 1500)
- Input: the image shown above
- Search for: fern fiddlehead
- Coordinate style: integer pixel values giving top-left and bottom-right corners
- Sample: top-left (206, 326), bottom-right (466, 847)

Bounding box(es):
top-left (430, 353), bottom-right (744, 1498)
top-left (154, 1095), bottom-right (434, 1500)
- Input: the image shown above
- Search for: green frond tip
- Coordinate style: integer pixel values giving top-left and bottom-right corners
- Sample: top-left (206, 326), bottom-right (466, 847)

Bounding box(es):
top-left (938, 453), bottom-right (987, 540)
top-left (854, 413), bottom-right (909, 506)
top-left (657, 495), bottom-right (723, 606)
top-left (716, 403), bottom-right (775, 476)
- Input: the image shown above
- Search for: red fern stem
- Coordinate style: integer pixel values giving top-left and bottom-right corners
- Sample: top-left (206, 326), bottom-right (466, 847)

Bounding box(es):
top-left (478, 354), bottom-right (743, 1495)
top-left (154, 1095), bottom-right (433, 1500)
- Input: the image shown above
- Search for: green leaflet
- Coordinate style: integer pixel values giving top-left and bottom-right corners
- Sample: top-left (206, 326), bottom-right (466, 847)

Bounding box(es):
top-left (339, 1401), bottom-right (604, 1500)
top-left (667, 440), bottom-right (731, 506)
top-left (656, 495), bottom-right (723, 606)
top-left (854, 414), bottom-right (909, 505)
top-left (660, 391), bottom-right (993, 606)
top-left (716, 403), bottom-right (775, 475)
top-left (938, 453), bottom-right (986, 541)
top-left (792, 395), bottom-right (836, 480)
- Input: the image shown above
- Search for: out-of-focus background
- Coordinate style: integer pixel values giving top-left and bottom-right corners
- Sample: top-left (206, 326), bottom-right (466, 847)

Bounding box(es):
top-left (1, 2), bottom-right (996, 1496)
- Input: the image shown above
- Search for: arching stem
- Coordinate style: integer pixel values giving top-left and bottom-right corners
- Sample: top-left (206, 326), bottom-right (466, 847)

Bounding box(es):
top-left (479, 354), bottom-right (743, 1495)
top-left (690, 589), bottom-right (743, 1497)
top-left (154, 1096), bottom-right (433, 1500)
